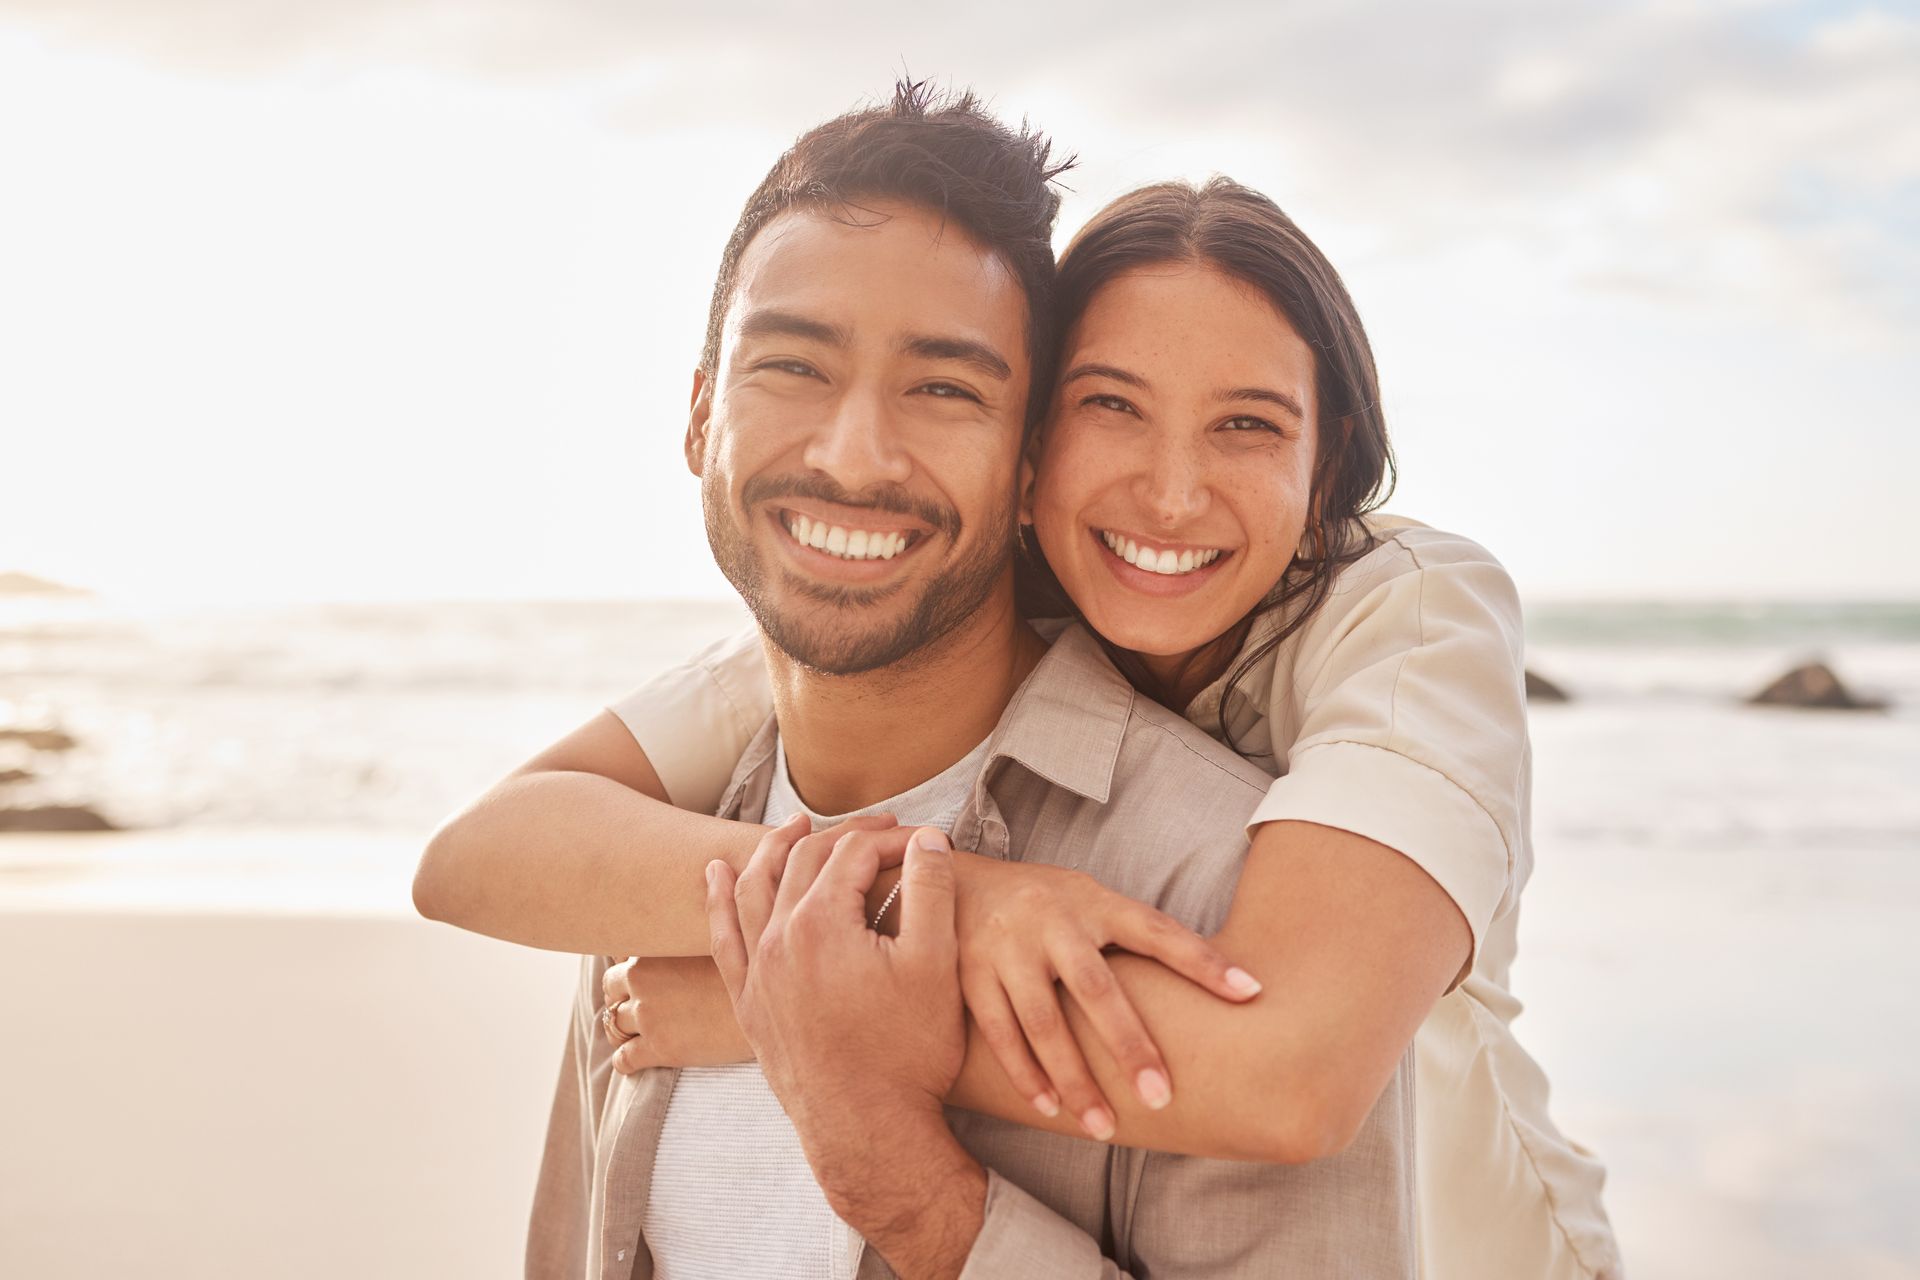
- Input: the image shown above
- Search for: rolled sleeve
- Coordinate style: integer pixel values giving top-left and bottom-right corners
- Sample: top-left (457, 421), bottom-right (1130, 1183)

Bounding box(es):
top-left (1248, 741), bottom-right (1508, 976)
top-left (957, 1169), bottom-right (1136, 1280)
top-left (606, 626), bottom-right (769, 816)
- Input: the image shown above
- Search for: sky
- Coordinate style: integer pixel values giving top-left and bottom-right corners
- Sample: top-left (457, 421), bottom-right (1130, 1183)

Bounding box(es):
top-left (2, 0), bottom-right (1915, 604)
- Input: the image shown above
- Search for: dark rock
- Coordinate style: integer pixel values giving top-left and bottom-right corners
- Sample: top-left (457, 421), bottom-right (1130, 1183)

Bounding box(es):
top-left (1525, 670), bottom-right (1571, 703)
top-left (0, 805), bottom-right (117, 832)
top-left (0, 727), bottom-right (78, 752)
top-left (0, 768), bottom-right (33, 785)
top-left (1747, 661), bottom-right (1886, 711)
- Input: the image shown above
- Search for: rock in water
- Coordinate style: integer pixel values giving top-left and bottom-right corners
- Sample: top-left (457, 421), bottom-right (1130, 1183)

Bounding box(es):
top-left (1747, 661), bottom-right (1886, 711)
top-left (0, 805), bottom-right (117, 832)
top-left (1525, 670), bottom-right (1571, 703)
top-left (0, 726), bottom-right (79, 752)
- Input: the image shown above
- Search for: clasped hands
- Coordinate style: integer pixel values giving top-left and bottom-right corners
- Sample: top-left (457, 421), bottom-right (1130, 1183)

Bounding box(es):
top-left (600, 812), bottom-right (1262, 1142)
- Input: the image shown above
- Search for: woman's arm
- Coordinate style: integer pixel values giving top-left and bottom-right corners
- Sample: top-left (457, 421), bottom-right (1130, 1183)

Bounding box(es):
top-left (606, 817), bottom-right (1465, 1163)
top-left (950, 818), bottom-right (1467, 1162)
top-left (412, 708), bottom-right (770, 957)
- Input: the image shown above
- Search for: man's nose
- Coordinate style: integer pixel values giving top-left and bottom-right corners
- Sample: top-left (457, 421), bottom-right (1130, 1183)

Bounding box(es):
top-left (801, 387), bottom-right (913, 491)
top-left (1133, 436), bottom-right (1211, 528)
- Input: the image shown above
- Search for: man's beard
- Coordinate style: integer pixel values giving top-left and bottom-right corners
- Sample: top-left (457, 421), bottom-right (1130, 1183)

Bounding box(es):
top-left (703, 472), bottom-right (1015, 677)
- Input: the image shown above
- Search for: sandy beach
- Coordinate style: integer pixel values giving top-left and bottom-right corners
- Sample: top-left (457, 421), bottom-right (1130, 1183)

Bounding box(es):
top-left (0, 832), bottom-right (578, 1279)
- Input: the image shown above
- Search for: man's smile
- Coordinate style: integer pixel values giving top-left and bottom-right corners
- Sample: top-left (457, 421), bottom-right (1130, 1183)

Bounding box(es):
top-left (767, 504), bottom-right (934, 579)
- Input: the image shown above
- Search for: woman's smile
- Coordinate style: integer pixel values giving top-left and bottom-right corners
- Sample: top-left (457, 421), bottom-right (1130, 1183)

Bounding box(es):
top-left (1090, 526), bottom-right (1234, 597)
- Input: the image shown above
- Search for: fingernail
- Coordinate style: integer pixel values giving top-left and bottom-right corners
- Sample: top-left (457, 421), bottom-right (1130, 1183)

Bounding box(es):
top-left (1135, 1068), bottom-right (1171, 1110)
top-left (1080, 1106), bottom-right (1115, 1141)
top-left (1032, 1092), bottom-right (1060, 1118)
top-left (1225, 966), bottom-right (1262, 996)
top-left (915, 828), bottom-right (951, 852)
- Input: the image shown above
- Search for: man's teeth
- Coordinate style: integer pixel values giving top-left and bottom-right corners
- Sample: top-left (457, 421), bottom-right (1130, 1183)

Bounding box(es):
top-left (1101, 530), bottom-right (1222, 576)
top-left (785, 513), bottom-right (910, 561)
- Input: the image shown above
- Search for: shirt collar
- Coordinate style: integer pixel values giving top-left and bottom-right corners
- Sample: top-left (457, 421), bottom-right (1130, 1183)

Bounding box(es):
top-left (712, 620), bottom-right (1135, 821)
top-left (974, 622), bottom-right (1133, 806)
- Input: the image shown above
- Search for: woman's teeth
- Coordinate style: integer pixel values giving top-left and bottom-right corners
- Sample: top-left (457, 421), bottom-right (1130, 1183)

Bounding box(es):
top-left (1101, 530), bottom-right (1223, 576)
top-left (784, 513), bottom-right (910, 561)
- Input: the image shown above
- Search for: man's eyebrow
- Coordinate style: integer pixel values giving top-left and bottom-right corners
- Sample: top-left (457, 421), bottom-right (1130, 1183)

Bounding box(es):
top-left (736, 308), bottom-right (852, 348)
top-left (902, 334), bottom-right (1012, 382)
top-left (1060, 362), bottom-right (1147, 390)
top-left (1217, 386), bottom-right (1306, 421)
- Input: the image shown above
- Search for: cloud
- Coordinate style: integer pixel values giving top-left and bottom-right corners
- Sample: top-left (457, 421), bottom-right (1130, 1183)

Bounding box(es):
top-left (3, 0), bottom-right (1914, 336)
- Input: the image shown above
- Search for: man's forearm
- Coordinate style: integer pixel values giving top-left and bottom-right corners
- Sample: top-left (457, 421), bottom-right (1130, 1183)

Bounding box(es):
top-left (815, 1109), bottom-right (987, 1280)
top-left (415, 770), bottom-right (764, 957)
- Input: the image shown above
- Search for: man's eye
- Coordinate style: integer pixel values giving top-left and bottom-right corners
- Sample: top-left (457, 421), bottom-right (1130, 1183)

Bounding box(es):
top-left (918, 381), bottom-right (981, 403)
top-left (761, 359), bottom-right (819, 378)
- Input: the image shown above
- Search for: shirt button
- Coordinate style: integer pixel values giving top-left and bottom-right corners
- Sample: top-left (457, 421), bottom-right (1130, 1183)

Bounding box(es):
top-left (616, 1249), bottom-right (626, 1261)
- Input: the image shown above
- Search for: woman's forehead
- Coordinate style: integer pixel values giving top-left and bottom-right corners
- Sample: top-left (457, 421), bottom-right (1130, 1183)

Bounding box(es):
top-left (1062, 266), bottom-right (1314, 399)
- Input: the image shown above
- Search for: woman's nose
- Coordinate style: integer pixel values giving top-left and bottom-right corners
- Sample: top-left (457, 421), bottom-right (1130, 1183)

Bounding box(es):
top-left (1134, 440), bottom-right (1211, 527)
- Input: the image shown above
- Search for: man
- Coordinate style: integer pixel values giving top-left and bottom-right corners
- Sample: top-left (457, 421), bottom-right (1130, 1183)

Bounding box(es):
top-left (528, 82), bottom-right (1415, 1278)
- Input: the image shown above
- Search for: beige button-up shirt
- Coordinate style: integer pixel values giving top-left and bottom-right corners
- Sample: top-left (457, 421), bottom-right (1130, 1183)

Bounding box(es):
top-left (528, 624), bottom-right (1416, 1279)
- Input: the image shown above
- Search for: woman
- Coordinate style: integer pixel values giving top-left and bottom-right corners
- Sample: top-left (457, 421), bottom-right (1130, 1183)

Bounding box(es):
top-left (417, 178), bottom-right (1620, 1279)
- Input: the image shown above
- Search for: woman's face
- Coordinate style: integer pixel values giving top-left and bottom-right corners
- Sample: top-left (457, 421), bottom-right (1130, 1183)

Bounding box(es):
top-left (1027, 263), bottom-right (1319, 675)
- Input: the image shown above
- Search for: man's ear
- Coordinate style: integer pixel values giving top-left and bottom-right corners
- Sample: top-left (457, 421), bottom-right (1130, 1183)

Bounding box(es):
top-left (684, 369), bottom-right (713, 478)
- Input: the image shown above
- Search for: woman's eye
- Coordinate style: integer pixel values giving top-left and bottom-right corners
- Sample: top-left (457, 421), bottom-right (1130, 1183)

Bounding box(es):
top-left (1221, 415), bottom-right (1285, 437)
top-left (1081, 394), bottom-right (1136, 415)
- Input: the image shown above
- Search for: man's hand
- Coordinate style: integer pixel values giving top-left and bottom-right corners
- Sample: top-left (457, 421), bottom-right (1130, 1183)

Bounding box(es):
top-left (706, 813), bottom-right (988, 1280)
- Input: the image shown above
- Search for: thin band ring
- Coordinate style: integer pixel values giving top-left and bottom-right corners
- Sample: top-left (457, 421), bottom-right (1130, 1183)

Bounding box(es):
top-left (601, 1003), bottom-right (634, 1046)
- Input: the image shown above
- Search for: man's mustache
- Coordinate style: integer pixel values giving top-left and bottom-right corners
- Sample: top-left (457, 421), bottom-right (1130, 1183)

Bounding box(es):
top-left (742, 473), bottom-right (963, 541)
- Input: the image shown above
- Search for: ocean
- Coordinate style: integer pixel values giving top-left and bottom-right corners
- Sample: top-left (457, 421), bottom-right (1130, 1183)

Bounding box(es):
top-left (2, 595), bottom-right (1916, 842)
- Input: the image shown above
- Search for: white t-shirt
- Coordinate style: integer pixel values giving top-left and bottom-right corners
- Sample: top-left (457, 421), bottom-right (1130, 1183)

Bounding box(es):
top-left (642, 734), bottom-right (991, 1280)
top-left (610, 514), bottom-right (1621, 1280)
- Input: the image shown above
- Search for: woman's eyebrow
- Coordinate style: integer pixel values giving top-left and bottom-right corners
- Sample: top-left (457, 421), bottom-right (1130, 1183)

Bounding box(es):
top-left (1217, 386), bottom-right (1305, 421)
top-left (1061, 362), bottom-right (1147, 389)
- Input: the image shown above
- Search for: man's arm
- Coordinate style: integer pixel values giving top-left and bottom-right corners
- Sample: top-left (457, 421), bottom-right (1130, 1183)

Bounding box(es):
top-left (703, 826), bottom-right (1143, 1280)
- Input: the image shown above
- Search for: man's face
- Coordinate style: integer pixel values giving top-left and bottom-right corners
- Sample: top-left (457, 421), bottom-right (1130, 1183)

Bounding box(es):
top-left (687, 199), bottom-right (1031, 676)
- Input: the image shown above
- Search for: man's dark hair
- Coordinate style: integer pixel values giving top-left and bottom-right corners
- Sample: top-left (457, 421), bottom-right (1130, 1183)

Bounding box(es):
top-left (701, 79), bottom-right (1073, 427)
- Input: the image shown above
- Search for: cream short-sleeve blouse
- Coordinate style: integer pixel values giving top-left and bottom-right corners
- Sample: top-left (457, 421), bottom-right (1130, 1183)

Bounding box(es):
top-left (607, 513), bottom-right (1622, 1280)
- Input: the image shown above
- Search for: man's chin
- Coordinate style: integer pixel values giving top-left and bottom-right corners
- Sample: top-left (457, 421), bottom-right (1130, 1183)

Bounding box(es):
top-left (753, 605), bottom-right (928, 677)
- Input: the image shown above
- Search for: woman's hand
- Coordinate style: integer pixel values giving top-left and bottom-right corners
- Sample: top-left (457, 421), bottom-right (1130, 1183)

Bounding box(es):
top-left (601, 956), bottom-right (752, 1072)
top-left (953, 855), bottom-right (1263, 1141)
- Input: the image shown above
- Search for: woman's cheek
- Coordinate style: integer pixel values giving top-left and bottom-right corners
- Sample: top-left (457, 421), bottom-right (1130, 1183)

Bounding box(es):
top-left (1029, 424), bottom-right (1104, 552)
